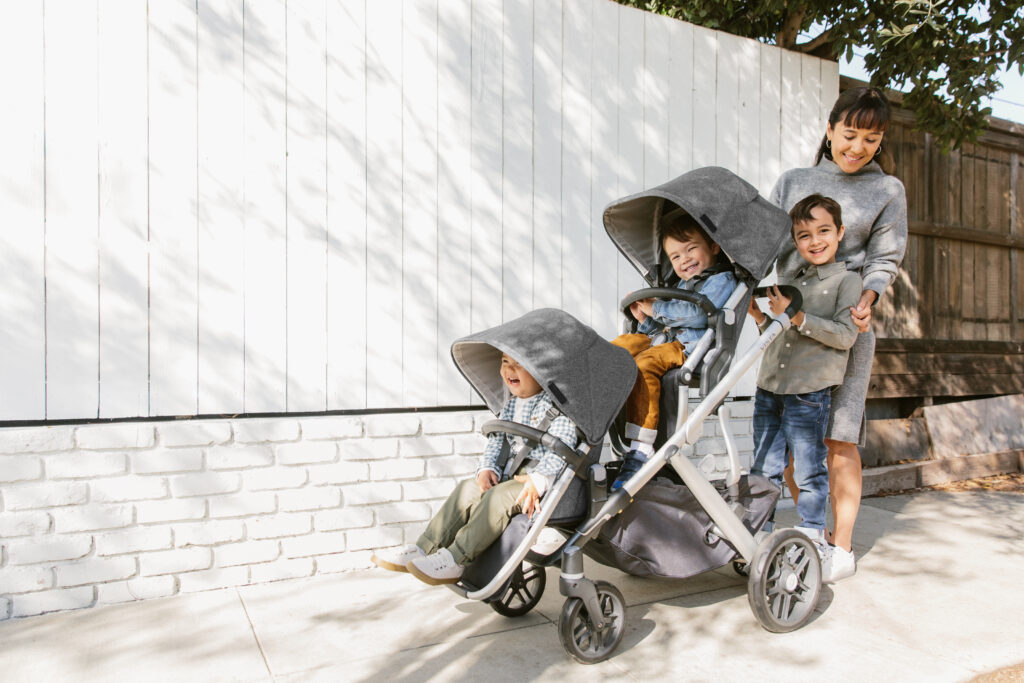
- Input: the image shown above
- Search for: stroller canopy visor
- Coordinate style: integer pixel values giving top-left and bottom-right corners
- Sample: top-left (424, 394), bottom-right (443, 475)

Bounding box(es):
top-left (603, 166), bottom-right (792, 283)
top-left (450, 309), bottom-right (637, 444)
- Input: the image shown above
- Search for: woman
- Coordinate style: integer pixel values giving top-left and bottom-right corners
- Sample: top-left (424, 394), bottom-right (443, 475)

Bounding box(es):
top-left (771, 86), bottom-right (908, 581)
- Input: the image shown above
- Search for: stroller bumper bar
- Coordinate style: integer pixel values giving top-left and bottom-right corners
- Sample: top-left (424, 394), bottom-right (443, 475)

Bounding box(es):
top-left (752, 284), bottom-right (803, 320)
top-left (620, 287), bottom-right (717, 323)
top-left (480, 420), bottom-right (583, 470)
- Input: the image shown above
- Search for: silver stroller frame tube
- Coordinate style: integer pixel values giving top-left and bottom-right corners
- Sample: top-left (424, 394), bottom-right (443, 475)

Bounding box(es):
top-left (563, 283), bottom-right (796, 566)
top-left (460, 444), bottom-right (590, 601)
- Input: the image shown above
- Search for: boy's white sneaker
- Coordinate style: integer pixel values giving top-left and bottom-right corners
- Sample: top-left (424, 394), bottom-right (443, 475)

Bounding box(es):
top-left (822, 545), bottom-right (856, 584)
top-left (530, 527), bottom-right (566, 556)
top-left (407, 548), bottom-right (464, 585)
top-left (371, 544), bottom-right (424, 573)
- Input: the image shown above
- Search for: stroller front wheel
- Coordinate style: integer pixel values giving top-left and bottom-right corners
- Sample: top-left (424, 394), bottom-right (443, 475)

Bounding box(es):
top-left (746, 529), bottom-right (822, 633)
top-left (558, 581), bottom-right (626, 664)
top-left (489, 562), bottom-right (546, 617)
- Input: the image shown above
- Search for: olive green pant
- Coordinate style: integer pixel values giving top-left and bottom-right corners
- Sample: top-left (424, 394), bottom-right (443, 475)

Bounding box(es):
top-left (416, 476), bottom-right (526, 565)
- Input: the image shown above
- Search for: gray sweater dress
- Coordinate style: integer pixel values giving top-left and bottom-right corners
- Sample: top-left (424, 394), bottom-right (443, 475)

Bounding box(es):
top-left (770, 158), bottom-right (908, 444)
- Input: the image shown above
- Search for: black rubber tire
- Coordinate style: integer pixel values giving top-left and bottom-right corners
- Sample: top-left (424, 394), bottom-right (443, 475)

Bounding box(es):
top-left (558, 581), bottom-right (626, 664)
top-left (746, 529), bottom-right (822, 633)
top-left (489, 563), bottom-right (546, 618)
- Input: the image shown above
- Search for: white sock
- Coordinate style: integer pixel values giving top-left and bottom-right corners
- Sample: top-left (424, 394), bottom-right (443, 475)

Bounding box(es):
top-left (628, 440), bottom-right (654, 460)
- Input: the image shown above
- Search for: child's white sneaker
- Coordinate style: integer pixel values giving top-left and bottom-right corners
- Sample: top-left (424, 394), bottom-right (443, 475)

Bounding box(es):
top-left (530, 527), bottom-right (566, 556)
top-left (371, 544), bottom-right (424, 572)
top-left (822, 545), bottom-right (856, 584)
top-left (407, 548), bottom-right (464, 585)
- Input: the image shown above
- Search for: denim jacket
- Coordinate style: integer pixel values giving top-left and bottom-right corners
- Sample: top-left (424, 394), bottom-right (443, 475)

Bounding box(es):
top-left (638, 268), bottom-right (738, 355)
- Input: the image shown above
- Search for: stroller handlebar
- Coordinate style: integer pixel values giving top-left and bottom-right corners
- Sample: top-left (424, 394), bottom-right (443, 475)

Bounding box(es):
top-left (620, 287), bottom-right (717, 324)
top-left (751, 285), bottom-right (803, 320)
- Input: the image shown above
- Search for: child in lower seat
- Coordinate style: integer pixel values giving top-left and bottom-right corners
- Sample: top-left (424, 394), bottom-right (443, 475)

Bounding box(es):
top-left (609, 208), bottom-right (737, 490)
top-left (747, 194), bottom-right (861, 583)
top-left (371, 353), bottom-right (578, 585)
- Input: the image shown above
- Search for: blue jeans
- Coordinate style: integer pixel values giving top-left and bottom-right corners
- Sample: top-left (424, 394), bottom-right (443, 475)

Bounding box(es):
top-left (752, 387), bottom-right (831, 530)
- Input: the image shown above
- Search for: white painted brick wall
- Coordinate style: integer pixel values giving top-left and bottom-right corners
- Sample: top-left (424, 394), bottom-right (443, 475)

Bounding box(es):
top-left (0, 403), bottom-right (753, 620)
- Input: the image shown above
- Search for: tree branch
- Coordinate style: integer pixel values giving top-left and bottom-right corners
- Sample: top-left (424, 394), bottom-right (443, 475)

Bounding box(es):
top-left (775, 7), bottom-right (806, 49)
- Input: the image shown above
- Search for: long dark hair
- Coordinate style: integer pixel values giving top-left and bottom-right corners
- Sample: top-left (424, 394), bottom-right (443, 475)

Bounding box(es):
top-left (815, 86), bottom-right (895, 175)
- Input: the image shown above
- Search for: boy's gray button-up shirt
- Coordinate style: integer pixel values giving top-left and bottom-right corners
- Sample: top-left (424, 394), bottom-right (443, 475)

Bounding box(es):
top-left (757, 261), bottom-right (862, 395)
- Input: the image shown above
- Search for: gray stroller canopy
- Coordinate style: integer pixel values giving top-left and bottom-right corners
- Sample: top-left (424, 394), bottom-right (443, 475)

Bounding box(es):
top-left (450, 308), bottom-right (637, 444)
top-left (603, 166), bottom-right (792, 283)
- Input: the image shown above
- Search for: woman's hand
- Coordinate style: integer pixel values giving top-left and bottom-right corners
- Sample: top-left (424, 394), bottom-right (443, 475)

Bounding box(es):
top-left (513, 475), bottom-right (540, 517)
top-left (477, 469), bottom-right (498, 492)
top-left (851, 290), bottom-right (877, 333)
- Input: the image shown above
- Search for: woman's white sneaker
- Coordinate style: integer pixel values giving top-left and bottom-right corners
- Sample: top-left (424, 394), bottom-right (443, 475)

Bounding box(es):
top-left (407, 548), bottom-right (464, 585)
top-left (822, 545), bottom-right (856, 583)
top-left (371, 544), bottom-right (424, 572)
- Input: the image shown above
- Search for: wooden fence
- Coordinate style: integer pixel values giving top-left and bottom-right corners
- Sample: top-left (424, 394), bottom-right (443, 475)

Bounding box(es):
top-left (0, 0), bottom-right (837, 422)
top-left (869, 77), bottom-right (1024, 400)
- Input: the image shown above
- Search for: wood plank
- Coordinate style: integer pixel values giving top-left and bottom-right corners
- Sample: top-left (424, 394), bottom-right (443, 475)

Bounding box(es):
top-left (961, 232), bottom-right (977, 340)
top-left (45, 0), bottom-right (100, 419)
top-left (532, 0), bottom-right (563, 310)
top-left (643, 11), bottom-right (670, 185)
top-left (500, 0), bottom-right (533, 325)
top-left (285, 0), bottom-right (328, 411)
top-left (875, 338), bottom-right (1024, 353)
top-left (867, 372), bottom-right (1024, 399)
top-left (735, 34), bottom-right (760, 188)
top-left (562, 0), bottom-right (593, 325)
top-left (919, 233), bottom-right (935, 338)
top-left (242, 0), bottom-right (288, 413)
top-left (197, 0), bottom-right (245, 415)
top-left (326, 0), bottom-right (367, 410)
top-left (714, 31), bottom-right (741, 173)
top-left (0, 1), bottom-right (46, 420)
top-left (757, 43), bottom-right (782, 197)
top-left (778, 50), bottom-right (804, 177)
top-left (402, 0), bottom-right (439, 406)
top-left (365, 0), bottom-right (404, 407)
top-left (820, 59), bottom-right (840, 140)
top-left (616, 4), bottom-right (645, 300)
top-left (98, 0), bottom-right (149, 418)
top-left (1014, 152), bottom-right (1022, 341)
top-left (906, 221), bottom-right (1024, 248)
top-left (435, 0), bottom-right (474, 405)
top-left (799, 54), bottom-right (821, 171)
top-left (150, 0), bottom-right (200, 417)
top-left (690, 25), bottom-right (716, 169)
top-left (904, 352), bottom-right (1024, 375)
top-left (666, 16), bottom-right (693, 177)
top-left (589, 0), bottom-right (620, 339)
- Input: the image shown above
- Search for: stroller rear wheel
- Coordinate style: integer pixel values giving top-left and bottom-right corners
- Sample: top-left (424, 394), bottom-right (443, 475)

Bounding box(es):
top-left (746, 529), bottom-right (822, 633)
top-left (489, 562), bottom-right (546, 617)
top-left (558, 581), bottom-right (626, 664)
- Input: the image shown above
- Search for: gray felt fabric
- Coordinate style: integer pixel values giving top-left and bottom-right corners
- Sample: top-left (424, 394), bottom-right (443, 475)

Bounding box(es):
top-left (603, 166), bottom-right (792, 283)
top-left (450, 308), bottom-right (637, 445)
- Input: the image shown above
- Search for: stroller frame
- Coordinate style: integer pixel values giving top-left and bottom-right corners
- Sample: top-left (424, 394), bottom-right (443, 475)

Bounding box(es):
top-left (439, 168), bottom-right (823, 664)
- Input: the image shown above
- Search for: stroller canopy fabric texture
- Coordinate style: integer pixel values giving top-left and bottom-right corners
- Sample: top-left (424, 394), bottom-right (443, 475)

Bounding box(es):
top-left (450, 308), bottom-right (637, 445)
top-left (603, 166), bottom-right (792, 284)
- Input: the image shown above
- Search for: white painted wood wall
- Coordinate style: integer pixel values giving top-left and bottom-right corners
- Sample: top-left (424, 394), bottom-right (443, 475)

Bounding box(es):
top-left (0, 0), bottom-right (838, 422)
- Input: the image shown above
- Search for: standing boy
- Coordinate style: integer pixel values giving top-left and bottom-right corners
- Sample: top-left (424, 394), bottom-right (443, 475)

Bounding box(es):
top-left (747, 193), bottom-right (861, 583)
top-left (610, 208), bottom-right (737, 490)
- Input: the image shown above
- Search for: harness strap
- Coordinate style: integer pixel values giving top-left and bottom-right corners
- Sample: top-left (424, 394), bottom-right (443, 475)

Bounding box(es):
top-left (500, 404), bottom-right (562, 481)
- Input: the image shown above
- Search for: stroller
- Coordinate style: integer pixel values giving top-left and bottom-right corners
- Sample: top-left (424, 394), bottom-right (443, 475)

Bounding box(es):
top-left (444, 167), bottom-right (822, 664)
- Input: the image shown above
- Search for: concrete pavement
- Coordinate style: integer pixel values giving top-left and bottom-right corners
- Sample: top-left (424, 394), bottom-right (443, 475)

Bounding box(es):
top-left (1, 489), bottom-right (1022, 682)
